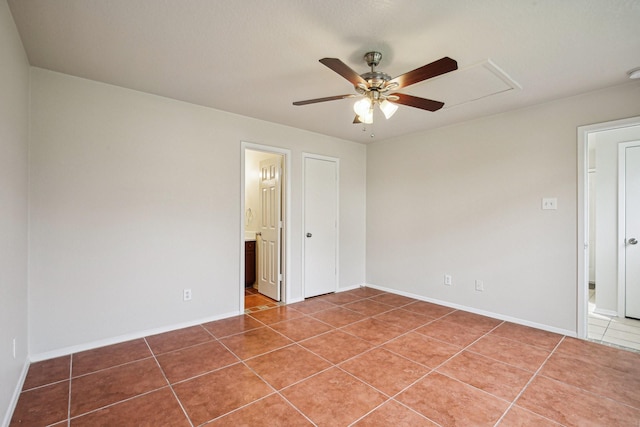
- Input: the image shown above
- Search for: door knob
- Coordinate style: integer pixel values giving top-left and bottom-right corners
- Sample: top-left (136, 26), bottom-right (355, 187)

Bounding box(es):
top-left (629, 237), bottom-right (638, 245)
top-left (306, 233), bottom-right (312, 238)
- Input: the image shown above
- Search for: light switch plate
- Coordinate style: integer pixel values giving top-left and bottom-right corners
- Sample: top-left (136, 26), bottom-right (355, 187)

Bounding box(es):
top-left (542, 198), bottom-right (557, 210)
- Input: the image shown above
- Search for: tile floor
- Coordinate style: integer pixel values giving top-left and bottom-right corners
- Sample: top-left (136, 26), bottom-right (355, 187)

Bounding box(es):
top-left (244, 286), bottom-right (282, 313)
top-left (588, 288), bottom-right (640, 351)
top-left (11, 287), bottom-right (640, 426)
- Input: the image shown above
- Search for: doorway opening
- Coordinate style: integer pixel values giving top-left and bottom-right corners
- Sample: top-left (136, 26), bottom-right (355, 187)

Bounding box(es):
top-left (578, 116), bottom-right (640, 351)
top-left (240, 142), bottom-right (291, 314)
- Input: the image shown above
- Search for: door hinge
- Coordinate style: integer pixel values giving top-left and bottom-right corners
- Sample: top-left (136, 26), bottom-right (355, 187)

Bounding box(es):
top-left (279, 220), bottom-right (283, 229)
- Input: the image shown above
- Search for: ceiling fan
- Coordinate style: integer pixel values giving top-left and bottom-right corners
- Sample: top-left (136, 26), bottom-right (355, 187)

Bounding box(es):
top-left (293, 51), bottom-right (458, 124)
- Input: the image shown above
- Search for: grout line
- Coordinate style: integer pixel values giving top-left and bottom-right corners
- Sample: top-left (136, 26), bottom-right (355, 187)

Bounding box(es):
top-left (144, 338), bottom-right (195, 427)
top-left (491, 335), bottom-right (566, 426)
top-left (67, 387), bottom-right (174, 423)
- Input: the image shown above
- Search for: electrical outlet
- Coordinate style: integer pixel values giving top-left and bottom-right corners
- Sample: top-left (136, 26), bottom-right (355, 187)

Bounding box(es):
top-left (444, 275), bottom-right (452, 286)
top-left (475, 280), bottom-right (484, 292)
top-left (183, 289), bottom-right (192, 301)
top-left (542, 198), bottom-right (557, 210)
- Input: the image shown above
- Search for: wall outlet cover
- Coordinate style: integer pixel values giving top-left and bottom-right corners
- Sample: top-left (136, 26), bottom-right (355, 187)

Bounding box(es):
top-left (542, 198), bottom-right (558, 210)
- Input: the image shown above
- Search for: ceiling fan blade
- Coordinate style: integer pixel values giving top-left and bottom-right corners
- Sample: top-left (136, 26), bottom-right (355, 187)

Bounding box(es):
top-left (319, 58), bottom-right (368, 87)
top-left (293, 94), bottom-right (356, 106)
top-left (389, 57), bottom-right (458, 90)
top-left (391, 93), bottom-right (445, 111)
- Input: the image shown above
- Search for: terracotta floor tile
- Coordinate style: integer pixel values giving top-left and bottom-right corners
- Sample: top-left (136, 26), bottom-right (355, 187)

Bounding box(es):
top-left (310, 306), bottom-right (367, 328)
top-left (491, 322), bottom-right (563, 351)
top-left (437, 351), bottom-right (533, 401)
top-left (353, 400), bottom-right (438, 426)
top-left (540, 352), bottom-right (640, 408)
top-left (202, 314), bottom-right (264, 338)
top-left (299, 330), bottom-right (373, 364)
top-left (156, 340), bottom-right (239, 383)
top-left (72, 339), bottom-right (151, 377)
top-left (468, 334), bottom-right (551, 372)
top-left (317, 291), bottom-right (365, 305)
top-left (204, 394), bottom-right (312, 426)
top-left (341, 318), bottom-right (406, 345)
top-left (173, 363), bottom-right (273, 425)
top-left (497, 405), bottom-right (562, 426)
top-left (374, 308), bottom-right (434, 331)
top-left (245, 344), bottom-right (331, 389)
top-left (397, 372), bottom-right (509, 427)
top-left (383, 332), bottom-right (460, 368)
top-left (10, 381), bottom-right (69, 426)
top-left (22, 355), bottom-right (70, 390)
top-left (219, 326), bottom-right (293, 359)
top-left (145, 325), bottom-right (214, 355)
top-left (248, 306), bottom-right (304, 324)
top-left (281, 367), bottom-right (386, 427)
top-left (415, 319), bottom-right (487, 347)
top-left (70, 387), bottom-right (189, 426)
top-left (517, 376), bottom-right (640, 426)
top-left (70, 358), bottom-right (167, 417)
top-left (441, 310), bottom-right (503, 332)
top-left (269, 315), bottom-right (333, 341)
top-left (370, 293), bottom-right (416, 307)
top-left (341, 348), bottom-right (429, 396)
top-left (288, 298), bottom-right (336, 314)
top-left (343, 299), bottom-right (393, 316)
top-left (555, 336), bottom-right (640, 375)
top-left (402, 301), bottom-right (454, 318)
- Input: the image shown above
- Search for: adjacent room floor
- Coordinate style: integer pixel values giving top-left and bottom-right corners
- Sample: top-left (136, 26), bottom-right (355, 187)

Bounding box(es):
top-left (244, 286), bottom-right (281, 313)
top-left (588, 288), bottom-right (640, 351)
top-left (11, 287), bottom-right (640, 426)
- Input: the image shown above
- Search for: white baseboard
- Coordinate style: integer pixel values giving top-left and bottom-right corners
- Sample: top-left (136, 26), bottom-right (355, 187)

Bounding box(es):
top-left (337, 283), bottom-right (364, 292)
top-left (593, 307), bottom-right (618, 318)
top-left (29, 310), bottom-right (240, 362)
top-left (2, 359), bottom-right (29, 427)
top-left (364, 283), bottom-right (576, 338)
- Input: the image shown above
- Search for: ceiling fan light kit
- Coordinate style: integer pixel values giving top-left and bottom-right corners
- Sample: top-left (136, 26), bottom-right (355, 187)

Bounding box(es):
top-left (293, 51), bottom-right (458, 125)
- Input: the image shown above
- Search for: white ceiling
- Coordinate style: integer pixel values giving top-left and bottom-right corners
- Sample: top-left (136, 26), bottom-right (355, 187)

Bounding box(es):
top-left (8, 0), bottom-right (640, 144)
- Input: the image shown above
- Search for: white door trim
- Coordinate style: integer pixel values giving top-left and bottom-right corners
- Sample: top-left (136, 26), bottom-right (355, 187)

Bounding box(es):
top-left (302, 153), bottom-right (340, 297)
top-left (240, 142), bottom-right (291, 313)
top-left (577, 116), bottom-right (640, 338)
top-left (618, 140), bottom-right (640, 318)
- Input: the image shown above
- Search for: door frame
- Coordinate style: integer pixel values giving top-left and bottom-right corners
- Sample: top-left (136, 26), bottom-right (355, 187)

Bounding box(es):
top-left (240, 142), bottom-right (291, 313)
top-left (302, 153), bottom-right (340, 297)
top-left (577, 116), bottom-right (640, 338)
top-left (618, 140), bottom-right (640, 318)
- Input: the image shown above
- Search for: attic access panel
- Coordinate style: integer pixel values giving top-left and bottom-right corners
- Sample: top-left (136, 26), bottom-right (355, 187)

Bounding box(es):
top-left (410, 59), bottom-right (521, 109)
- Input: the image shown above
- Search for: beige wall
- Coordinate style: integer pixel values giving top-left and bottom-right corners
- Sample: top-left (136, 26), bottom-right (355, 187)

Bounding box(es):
top-left (367, 83), bottom-right (640, 334)
top-left (28, 68), bottom-right (367, 357)
top-left (0, 1), bottom-right (30, 424)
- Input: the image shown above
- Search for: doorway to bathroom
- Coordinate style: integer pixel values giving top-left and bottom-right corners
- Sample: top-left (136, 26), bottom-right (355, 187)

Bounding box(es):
top-left (240, 142), bottom-right (290, 314)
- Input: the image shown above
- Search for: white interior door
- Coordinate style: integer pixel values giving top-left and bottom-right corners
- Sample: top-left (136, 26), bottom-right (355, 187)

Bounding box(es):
top-left (304, 156), bottom-right (337, 298)
top-left (258, 156), bottom-right (281, 301)
top-left (625, 144), bottom-right (640, 319)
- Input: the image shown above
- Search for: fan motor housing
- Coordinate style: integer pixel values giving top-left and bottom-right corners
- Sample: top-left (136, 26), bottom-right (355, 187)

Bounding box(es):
top-left (360, 71), bottom-right (391, 87)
